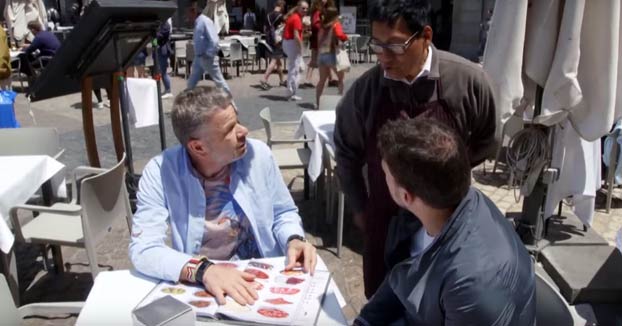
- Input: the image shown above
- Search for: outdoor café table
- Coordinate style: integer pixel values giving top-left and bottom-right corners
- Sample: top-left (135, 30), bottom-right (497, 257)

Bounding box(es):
top-left (0, 155), bottom-right (64, 304)
top-left (9, 50), bottom-right (22, 60)
top-left (224, 35), bottom-right (257, 49)
top-left (294, 110), bottom-right (336, 182)
top-left (76, 257), bottom-right (348, 325)
top-left (0, 155), bottom-right (64, 254)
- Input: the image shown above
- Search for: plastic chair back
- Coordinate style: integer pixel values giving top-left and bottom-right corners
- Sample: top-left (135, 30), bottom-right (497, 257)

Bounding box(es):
top-left (0, 275), bottom-right (20, 326)
top-left (175, 40), bottom-right (187, 59)
top-left (259, 107), bottom-right (273, 146)
top-left (186, 42), bottom-right (195, 59)
top-left (79, 155), bottom-right (131, 244)
top-left (319, 95), bottom-right (342, 111)
top-left (0, 127), bottom-right (63, 158)
top-left (230, 42), bottom-right (244, 61)
top-left (247, 43), bottom-right (257, 56)
top-left (536, 272), bottom-right (574, 326)
top-left (356, 36), bottom-right (370, 51)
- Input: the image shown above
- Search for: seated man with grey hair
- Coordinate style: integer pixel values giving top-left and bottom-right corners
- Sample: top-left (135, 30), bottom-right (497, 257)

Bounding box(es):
top-left (130, 86), bottom-right (317, 307)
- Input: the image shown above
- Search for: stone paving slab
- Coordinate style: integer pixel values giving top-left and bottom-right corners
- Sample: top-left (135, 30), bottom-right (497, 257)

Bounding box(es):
top-left (8, 62), bottom-right (622, 325)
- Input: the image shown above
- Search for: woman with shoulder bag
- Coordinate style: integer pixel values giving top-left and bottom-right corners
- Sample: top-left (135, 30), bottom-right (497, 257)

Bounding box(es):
top-left (260, 0), bottom-right (287, 90)
top-left (315, 6), bottom-right (348, 109)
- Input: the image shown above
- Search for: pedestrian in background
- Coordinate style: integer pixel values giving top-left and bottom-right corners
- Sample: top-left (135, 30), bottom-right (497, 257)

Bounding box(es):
top-left (260, 0), bottom-right (286, 90)
top-left (304, 0), bottom-right (334, 88)
top-left (315, 6), bottom-right (347, 108)
top-left (155, 17), bottom-right (173, 99)
top-left (282, 0), bottom-right (309, 101)
top-left (243, 8), bottom-right (256, 30)
top-left (186, 5), bottom-right (230, 93)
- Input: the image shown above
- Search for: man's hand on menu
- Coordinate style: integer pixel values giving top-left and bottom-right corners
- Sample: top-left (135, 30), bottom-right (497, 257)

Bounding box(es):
top-left (202, 265), bottom-right (258, 306)
top-left (285, 239), bottom-right (317, 275)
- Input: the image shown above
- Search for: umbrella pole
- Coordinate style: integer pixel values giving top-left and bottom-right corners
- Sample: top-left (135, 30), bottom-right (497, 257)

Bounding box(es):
top-left (516, 85), bottom-right (549, 247)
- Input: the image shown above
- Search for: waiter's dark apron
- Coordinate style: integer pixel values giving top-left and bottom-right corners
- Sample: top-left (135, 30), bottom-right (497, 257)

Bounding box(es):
top-left (363, 76), bottom-right (458, 298)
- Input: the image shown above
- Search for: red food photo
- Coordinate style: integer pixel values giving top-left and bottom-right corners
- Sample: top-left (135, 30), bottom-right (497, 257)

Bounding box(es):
top-left (217, 262), bottom-right (238, 268)
top-left (245, 268), bottom-right (269, 279)
top-left (286, 277), bottom-right (304, 285)
top-left (194, 290), bottom-right (214, 298)
top-left (248, 261), bottom-right (274, 270)
top-left (188, 300), bottom-right (211, 308)
top-left (257, 307), bottom-right (289, 318)
top-left (265, 297), bottom-right (293, 305)
top-left (269, 287), bottom-right (300, 295)
top-left (279, 269), bottom-right (304, 276)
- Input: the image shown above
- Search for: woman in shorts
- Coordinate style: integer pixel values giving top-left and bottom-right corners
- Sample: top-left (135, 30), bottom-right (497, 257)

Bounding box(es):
top-left (315, 6), bottom-right (347, 108)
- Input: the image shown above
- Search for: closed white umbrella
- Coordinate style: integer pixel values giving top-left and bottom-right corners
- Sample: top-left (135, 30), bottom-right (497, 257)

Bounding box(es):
top-left (483, 0), bottom-right (622, 226)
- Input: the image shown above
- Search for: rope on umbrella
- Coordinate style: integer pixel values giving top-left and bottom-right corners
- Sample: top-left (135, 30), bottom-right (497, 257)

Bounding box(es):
top-left (506, 125), bottom-right (550, 202)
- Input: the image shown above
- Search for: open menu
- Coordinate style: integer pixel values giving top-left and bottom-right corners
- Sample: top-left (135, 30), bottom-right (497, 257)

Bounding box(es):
top-left (136, 257), bottom-right (332, 325)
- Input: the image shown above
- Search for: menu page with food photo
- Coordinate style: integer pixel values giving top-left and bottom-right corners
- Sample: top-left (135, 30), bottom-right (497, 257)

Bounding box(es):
top-left (136, 257), bottom-right (331, 325)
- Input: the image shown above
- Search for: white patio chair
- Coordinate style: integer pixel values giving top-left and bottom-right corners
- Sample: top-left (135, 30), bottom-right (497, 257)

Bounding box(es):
top-left (244, 42), bottom-right (258, 73)
top-left (259, 107), bottom-right (312, 198)
top-left (535, 270), bottom-right (575, 326)
top-left (0, 127), bottom-right (64, 159)
top-left (9, 57), bottom-right (27, 90)
top-left (1, 274), bottom-right (83, 325)
top-left (174, 40), bottom-right (188, 78)
top-left (185, 41), bottom-right (195, 79)
top-left (319, 95), bottom-right (342, 111)
top-left (225, 41), bottom-right (245, 77)
top-left (10, 155), bottom-right (132, 280)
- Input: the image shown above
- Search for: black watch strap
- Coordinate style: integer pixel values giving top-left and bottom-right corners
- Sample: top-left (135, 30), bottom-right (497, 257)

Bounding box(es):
top-left (287, 234), bottom-right (306, 244)
top-left (195, 258), bottom-right (214, 285)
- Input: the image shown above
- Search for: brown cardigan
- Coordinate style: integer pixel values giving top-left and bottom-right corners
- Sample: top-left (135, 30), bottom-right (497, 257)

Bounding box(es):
top-left (334, 46), bottom-right (497, 213)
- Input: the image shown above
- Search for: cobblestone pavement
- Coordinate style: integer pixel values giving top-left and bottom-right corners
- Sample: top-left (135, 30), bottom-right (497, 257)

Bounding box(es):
top-left (9, 62), bottom-right (622, 325)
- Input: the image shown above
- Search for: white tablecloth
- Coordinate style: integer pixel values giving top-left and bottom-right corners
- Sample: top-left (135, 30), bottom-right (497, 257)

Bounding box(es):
top-left (76, 257), bottom-right (347, 325)
top-left (294, 111), bottom-right (336, 182)
top-left (0, 155), bottom-right (64, 253)
top-left (224, 35), bottom-right (257, 48)
top-left (9, 50), bottom-right (22, 60)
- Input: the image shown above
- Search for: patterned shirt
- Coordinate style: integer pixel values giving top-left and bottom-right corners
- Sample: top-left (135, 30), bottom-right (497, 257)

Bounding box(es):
top-left (196, 166), bottom-right (261, 260)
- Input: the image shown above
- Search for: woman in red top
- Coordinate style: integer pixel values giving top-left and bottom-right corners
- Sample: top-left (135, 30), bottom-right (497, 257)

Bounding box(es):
top-left (315, 6), bottom-right (348, 108)
top-left (304, 0), bottom-right (334, 87)
top-left (281, 1), bottom-right (309, 101)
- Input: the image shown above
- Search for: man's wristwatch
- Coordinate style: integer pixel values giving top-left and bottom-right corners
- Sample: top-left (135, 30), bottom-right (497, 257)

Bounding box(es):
top-left (286, 234), bottom-right (306, 244)
top-left (194, 258), bottom-right (214, 285)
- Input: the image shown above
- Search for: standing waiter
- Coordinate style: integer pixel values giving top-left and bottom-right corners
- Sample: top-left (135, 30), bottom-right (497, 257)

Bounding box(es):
top-left (334, 0), bottom-right (497, 298)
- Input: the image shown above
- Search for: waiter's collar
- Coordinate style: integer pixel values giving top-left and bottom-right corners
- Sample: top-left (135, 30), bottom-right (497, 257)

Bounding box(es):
top-left (383, 45), bottom-right (434, 85)
top-left (380, 45), bottom-right (439, 86)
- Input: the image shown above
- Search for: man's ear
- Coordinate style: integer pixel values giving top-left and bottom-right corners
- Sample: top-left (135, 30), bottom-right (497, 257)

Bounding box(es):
top-left (400, 187), bottom-right (415, 207)
top-left (422, 25), bottom-right (433, 46)
top-left (187, 139), bottom-right (206, 156)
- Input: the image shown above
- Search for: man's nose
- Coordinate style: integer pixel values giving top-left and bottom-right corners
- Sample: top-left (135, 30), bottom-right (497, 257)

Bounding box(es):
top-left (238, 125), bottom-right (249, 138)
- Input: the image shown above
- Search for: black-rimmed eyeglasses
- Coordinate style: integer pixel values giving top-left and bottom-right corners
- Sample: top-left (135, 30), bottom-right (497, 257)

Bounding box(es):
top-left (369, 31), bottom-right (420, 55)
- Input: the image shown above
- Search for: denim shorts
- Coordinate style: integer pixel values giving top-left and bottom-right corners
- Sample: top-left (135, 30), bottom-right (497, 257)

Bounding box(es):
top-left (318, 53), bottom-right (337, 67)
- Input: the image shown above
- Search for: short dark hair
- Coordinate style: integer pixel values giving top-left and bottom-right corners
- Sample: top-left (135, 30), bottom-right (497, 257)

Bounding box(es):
top-left (378, 118), bottom-right (471, 209)
top-left (369, 0), bottom-right (431, 35)
top-left (27, 20), bottom-right (43, 32)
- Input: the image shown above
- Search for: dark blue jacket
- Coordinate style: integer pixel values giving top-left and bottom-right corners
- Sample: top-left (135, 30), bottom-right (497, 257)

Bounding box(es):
top-left (25, 31), bottom-right (61, 57)
top-left (357, 188), bottom-right (536, 326)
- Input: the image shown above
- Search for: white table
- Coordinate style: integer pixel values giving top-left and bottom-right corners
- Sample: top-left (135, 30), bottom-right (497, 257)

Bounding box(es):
top-left (9, 50), bottom-right (22, 60)
top-left (76, 258), bottom-right (348, 325)
top-left (294, 111), bottom-right (336, 182)
top-left (0, 155), bottom-right (64, 253)
top-left (224, 35), bottom-right (257, 49)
